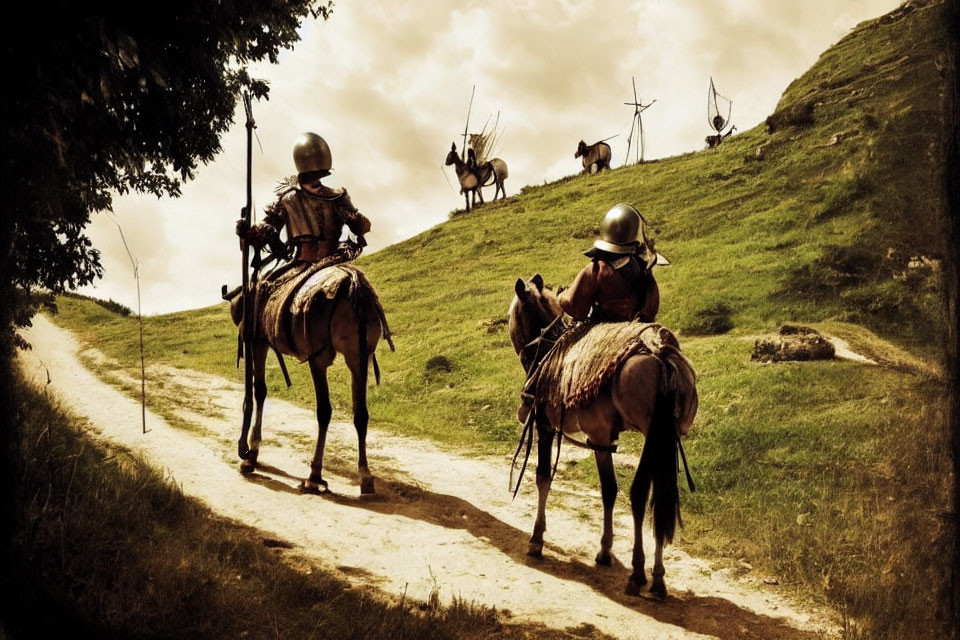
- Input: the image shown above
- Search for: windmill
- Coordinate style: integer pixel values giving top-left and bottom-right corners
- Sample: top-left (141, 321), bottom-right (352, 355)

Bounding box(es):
top-left (623, 77), bottom-right (656, 166)
top-left (706, 76), bottom-right (736, 148)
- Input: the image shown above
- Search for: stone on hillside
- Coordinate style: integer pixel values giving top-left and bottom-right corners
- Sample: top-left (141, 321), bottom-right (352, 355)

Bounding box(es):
top-left (764, 100), bottom-right (815, 132)
top-left (751, 325), bottom-right (836, 363)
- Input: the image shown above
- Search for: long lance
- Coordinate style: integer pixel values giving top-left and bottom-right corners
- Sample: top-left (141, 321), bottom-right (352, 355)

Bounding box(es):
top-left (461, 84), bottom-right (475, 162)
top-left (237, 92), bottom-right (256, 461)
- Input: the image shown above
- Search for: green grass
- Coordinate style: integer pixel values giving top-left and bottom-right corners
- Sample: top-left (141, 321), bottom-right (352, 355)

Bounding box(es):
top-left (50, 1), bottom-right (955, 638)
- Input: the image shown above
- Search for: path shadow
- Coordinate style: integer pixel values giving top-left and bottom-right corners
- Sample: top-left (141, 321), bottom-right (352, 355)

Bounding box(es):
top-left (246, 459), bottom-right (827, 640)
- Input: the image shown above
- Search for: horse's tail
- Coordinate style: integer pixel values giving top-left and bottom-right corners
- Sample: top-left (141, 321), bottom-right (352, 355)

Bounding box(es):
top-left (648, 346), bottom-right (699, 543)
top-left (637, 346), bottom-right (697, 546)
top-left (637, 380), bottom-right (683, 543)
top-left (638, 378), bottom-right (681, 546)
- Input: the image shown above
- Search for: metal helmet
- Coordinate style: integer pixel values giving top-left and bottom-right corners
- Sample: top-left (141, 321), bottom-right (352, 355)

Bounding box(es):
top-left (292, 132), bottom-right (332, 176)
top-left (593, 203), bottom-right (643, 254)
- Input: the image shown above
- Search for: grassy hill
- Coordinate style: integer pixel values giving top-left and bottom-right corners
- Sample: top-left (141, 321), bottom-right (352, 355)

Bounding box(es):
top-left (53, 1), bottom-right (955, 637)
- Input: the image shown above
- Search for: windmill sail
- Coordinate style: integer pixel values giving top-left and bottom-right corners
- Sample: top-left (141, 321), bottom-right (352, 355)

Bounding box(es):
top-left (469, 111), bottom-right (503, 165)
top-left (707, 77), bottom-right (732, 133)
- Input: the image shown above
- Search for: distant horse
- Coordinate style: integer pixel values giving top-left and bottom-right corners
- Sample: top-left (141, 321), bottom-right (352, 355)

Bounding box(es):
top-left (445, 142), bottom-right (508, 211)
top-left (705, 125), bottom-right (737, 149)
top-left (229, 255), bottom-right (392, 495)
top-left (508, 275), bottom-right (698, 598)
top-left (575, 140), bottom-right (612, 174)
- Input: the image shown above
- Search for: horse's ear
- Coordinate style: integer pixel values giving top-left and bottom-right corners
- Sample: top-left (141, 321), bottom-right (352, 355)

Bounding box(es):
top-left (514, 278), bottom-right (526, 297)
top-left (531, 274), bottom-right (544, 292)
top-left (451, 142), bottom-right (456, 151)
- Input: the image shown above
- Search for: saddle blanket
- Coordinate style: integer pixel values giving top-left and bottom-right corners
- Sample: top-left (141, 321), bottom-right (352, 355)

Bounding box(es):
top-left (527, 322), bottom-right (682, 412)
top-left (259, 261), bottom-right (358, 361)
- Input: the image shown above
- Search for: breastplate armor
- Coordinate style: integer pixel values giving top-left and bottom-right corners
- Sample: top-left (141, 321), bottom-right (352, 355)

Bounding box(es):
top-left (280, 189), bottom-right (343, 257)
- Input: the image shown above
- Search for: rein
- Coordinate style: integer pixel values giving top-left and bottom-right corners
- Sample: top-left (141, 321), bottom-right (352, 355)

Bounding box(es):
top-left (509, 314), bottom-right (568, 498)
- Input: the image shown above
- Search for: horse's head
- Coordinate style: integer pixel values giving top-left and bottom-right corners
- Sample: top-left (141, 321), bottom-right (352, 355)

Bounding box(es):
top-left (575, 140), bottom-right (587, 158)
top-left (508, 274), bottom-right (563, 355)
top-left (445, 142), bottom-right (459, 166)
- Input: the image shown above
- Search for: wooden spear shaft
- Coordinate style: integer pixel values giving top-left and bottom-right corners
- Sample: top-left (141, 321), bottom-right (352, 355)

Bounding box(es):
top-left (240, 93), bottom-right (255, 453)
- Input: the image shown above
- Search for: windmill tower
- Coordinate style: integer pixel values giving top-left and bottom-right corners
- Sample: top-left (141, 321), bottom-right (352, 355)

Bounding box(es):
top-left (624, 77), bottom-right (656, 166)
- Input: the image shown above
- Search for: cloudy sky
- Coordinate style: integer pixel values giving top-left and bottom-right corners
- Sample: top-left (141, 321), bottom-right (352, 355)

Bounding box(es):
top-left (79, 0), bottom-right (900, 315)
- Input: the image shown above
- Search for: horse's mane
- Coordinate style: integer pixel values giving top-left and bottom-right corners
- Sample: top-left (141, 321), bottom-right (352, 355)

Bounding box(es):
top-left (510, 284), bottom-right (556, 351)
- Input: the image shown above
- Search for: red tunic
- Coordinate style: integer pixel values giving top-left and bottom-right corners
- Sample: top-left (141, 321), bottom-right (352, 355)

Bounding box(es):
top-left (558, 259), bottom-right (659, 322)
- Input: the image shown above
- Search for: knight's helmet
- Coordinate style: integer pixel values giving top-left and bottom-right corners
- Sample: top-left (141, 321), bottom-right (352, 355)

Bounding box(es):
top-left (589, 203), bottom-right (659, 268)
top-left (292, 132), bottom-right (332, 178)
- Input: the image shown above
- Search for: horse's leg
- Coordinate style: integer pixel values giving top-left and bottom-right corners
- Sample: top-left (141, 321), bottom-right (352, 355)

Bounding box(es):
top-left (594, 449), bottom-right (618, 566)
top-left (626, 457), bottom-right (652, 595)
top-left (240, 340), bottom-right (269, 474)
top-left (651, 537), bottom-right (667, 599)
top-left (527, 422), bottom-right (555, 558)
top-left (348, 333), bottom-right (375, 495)
top-left (300, 353), bottom-right (334, 494)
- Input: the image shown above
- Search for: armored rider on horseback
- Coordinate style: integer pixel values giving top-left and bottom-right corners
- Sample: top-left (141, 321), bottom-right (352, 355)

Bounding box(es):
top-left (517, 203), bottom-right (663, 425)
top-left (233, 132), bottom-right (371, 282)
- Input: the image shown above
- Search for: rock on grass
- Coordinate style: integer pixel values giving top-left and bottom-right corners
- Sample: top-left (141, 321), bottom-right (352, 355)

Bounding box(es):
top-left (751, 324), bottom-right (836, 362)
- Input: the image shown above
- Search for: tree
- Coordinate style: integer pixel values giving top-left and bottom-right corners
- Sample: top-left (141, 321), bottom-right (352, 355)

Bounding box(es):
top-left (0, 0), bottom-right (332, 623)
top-left (1, 1), bottom-right (330, 344)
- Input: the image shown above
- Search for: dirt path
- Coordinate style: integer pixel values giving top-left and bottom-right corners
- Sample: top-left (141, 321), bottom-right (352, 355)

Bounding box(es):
top-left (20, 316), bottom-right (839, 640)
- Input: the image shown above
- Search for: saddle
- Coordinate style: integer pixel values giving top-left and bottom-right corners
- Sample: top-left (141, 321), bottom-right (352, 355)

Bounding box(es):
top-left (254, 247), bottom-right (392, 362)
top-left (523, 321), bottom-right (682, 414)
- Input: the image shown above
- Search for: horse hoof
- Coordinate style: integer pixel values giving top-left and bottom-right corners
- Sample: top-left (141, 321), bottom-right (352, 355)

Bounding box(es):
top-left (360, 476), bottom-right (375, 495)
top-left (650, 580), bottom-right (667, 600)
top-left (527, 543), bottom-right (543, 559)
top-left (299, 478), bottom-right (329, 495)
top-left (625, 574), bottom-right (647, 597)
top-left (238, 442), bottom-right (250, 460)
top-left (239, 459), bottom-right (256, 474)
top-left (595, 551), bottom-right (612, 567)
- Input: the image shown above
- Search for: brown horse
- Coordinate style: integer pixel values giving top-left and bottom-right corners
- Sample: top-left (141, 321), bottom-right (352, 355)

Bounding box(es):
top-left (575, 140), bottom-right (612, 174)
top-left (445, 142), bottom-right (508, 211)
top-left (508, 274), bottom-right (698, 598)
top-left (230, 260), bottom-right (391, 495)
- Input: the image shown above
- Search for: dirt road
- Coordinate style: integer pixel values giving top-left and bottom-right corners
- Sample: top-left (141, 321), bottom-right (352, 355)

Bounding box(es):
top-left (20, 315), bottom-right (838, 640)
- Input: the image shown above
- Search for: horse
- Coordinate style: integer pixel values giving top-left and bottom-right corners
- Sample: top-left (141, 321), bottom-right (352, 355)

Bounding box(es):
top-left (445, 142), bottom-right (508, 211)
top-left (229, 255), bottom-right (392, 495)
top-left (508, 274), bottom-right (698, 598)
top-left (575, 140), bottom-right (612, 174)
top-left (705, 125), bottom-right (737, 149)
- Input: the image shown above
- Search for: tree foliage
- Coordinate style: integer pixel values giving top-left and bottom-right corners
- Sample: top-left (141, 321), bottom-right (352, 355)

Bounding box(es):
top-left (0, 0), bottom-right (332, 350)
